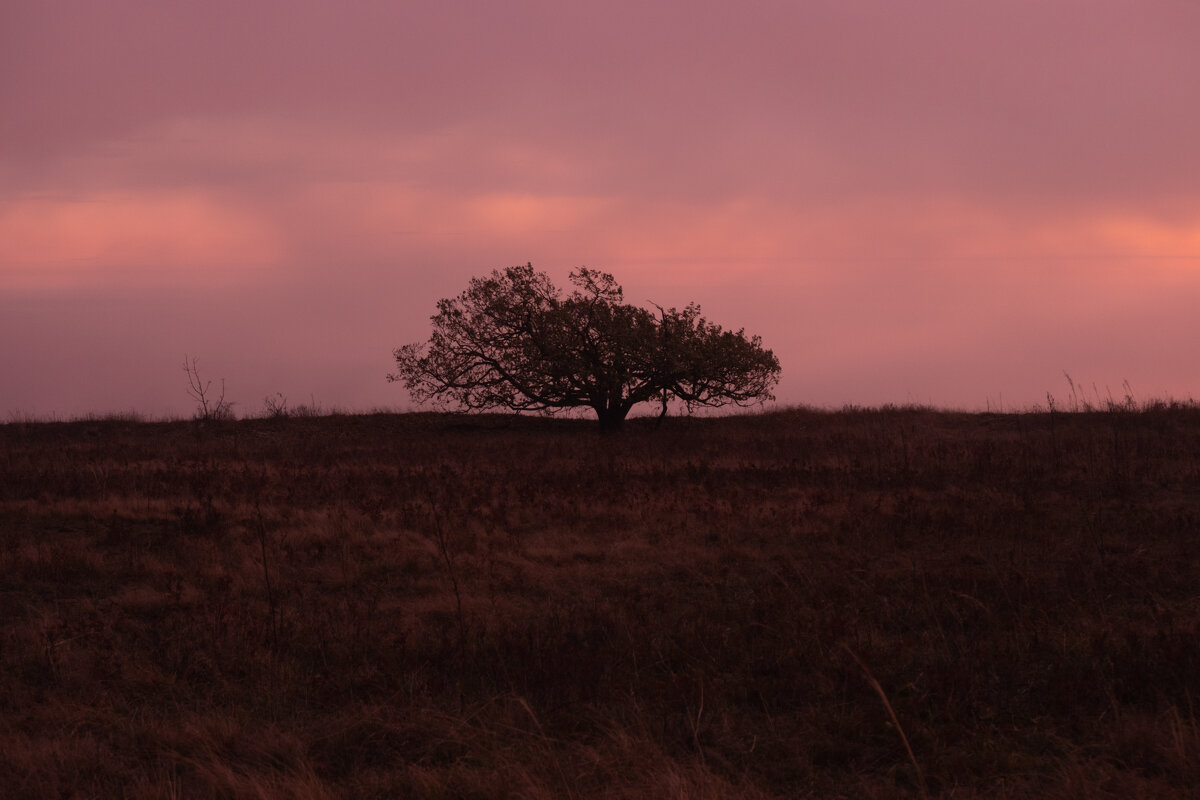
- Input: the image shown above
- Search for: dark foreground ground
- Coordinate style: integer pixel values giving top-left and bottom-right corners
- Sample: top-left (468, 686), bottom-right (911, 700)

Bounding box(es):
top-left (2, 406), bottom-right (1200, 798)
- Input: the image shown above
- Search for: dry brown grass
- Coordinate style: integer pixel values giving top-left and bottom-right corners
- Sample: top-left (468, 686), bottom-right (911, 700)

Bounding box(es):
top-left (3, 405), bottom-right (1200, 797)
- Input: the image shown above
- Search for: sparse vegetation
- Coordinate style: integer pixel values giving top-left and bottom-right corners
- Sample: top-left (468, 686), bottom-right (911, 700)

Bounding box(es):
top-left (183, 355), bottom-right (234, 422)
top-left (3, 404), bottom-right (1200, 797)
top-left (262, 392), bottom-right (289, 419)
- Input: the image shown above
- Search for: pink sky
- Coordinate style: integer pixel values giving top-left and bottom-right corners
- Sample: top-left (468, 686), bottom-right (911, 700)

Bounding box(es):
top-left (3, 1), bottom-right (1200, 418)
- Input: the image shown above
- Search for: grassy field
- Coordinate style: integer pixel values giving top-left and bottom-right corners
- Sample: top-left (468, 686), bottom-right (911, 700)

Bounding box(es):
top-left (3, 405), bottom-right (1200, 798)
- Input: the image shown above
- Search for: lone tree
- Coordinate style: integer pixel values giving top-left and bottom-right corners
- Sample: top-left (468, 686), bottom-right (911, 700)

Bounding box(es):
top-left (389, 264), bottom-right (781, 431)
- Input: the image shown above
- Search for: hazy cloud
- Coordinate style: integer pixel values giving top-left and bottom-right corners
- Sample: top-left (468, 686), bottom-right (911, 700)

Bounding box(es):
top-left (3, 0), bottom-right (1200, 416)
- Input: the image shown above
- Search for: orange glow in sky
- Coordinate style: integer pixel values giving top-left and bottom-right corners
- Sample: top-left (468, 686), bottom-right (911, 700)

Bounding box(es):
top-left (3, 1), bottom-right (1199, 417)
top-left (0, 192), bottom-right (282, 289)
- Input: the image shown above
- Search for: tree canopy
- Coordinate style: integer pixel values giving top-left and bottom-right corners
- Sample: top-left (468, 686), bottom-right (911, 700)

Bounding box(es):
top-left (389, 264), bottom-right (781, 430)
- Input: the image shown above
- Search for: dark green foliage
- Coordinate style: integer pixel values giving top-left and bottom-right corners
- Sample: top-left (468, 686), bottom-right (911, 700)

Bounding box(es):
top-left (389, 264), bottom-right (781, 430)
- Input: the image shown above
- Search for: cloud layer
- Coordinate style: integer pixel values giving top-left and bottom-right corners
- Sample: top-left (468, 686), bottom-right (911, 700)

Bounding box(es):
top-left (3, 1), bottom-right (1199, 417)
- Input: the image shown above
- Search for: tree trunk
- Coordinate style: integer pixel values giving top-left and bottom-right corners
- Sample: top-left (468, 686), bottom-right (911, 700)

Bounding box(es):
top-left (595, 406), bottom-right (629, 433)
top-left (654, 394), bottom-right (669, 429)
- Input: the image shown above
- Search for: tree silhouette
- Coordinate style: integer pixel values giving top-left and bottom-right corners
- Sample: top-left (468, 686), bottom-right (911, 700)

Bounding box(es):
top-left (389, 264), bottom-right (781, 431)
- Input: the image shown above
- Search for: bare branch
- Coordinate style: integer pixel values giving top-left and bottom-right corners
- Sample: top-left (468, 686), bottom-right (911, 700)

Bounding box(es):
top-left (183, 355), bottom-right (234, 421)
